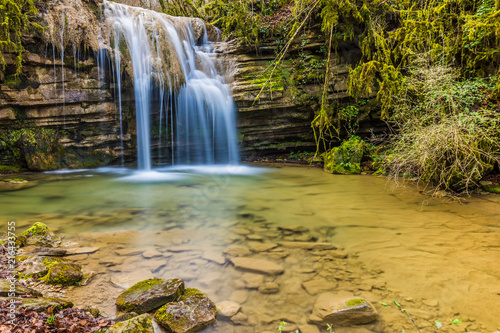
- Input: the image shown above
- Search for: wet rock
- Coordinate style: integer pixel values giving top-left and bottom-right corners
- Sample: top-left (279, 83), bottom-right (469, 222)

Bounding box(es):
top-left (19, 222), bottom-right (53, 237)
top-left (282, 277), bottom-right (302, 294)
top-left (230, 258), bottom-right (284, 275)
top-left (1, 296), bottom-right (73, 312)
top-left (110, 269), bottom-right (154, 289)
top-left (108, 313), bottom-right (154, 333)
top-left (247, 234), bottom-right (264, 241)
top-left (116, 248), bottom-right (145, 256)
top-left (311, 293), bottom-right (378, 325)
top-left (241, 273), bottom-right (264, 289)
top-left (250, 243), bottom-right (278, 252)
top-left (422, 299), bottom-right (439, 307)
top-left (65, 246), bottom-right (100, 255)
top-left (216, 301), bottom-right (241, 318)
top-left (258, 282), bottom-right (280, 294)
top-left (114, 312), bottom-right (139, 322)
top-left (155, 294), bottom-right (217, 333)
top-left (179, 288), bottom-right (206, 301)
top-left (80, 271), bottom-right (98, 286)
top-left (279, 241), bottom-right (336, 250)
top-left (223, 245), bottom-right (251, 257)
top-left (302, 278), bottom-right (337, 295)
top-left (115, 278), bottom-right (185, 314)
top-left (41, 262), bottom-right (83, 286)
top-left (299, 324), bottom-right (320, 333)
top-left (231, 312), bottom-right (248, 325)
top-left (0, 279), bottom-right (42, 297)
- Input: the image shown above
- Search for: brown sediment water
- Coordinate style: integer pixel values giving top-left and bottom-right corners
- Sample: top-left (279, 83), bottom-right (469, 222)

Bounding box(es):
top-left (1, 164), bottom-right (499, 332)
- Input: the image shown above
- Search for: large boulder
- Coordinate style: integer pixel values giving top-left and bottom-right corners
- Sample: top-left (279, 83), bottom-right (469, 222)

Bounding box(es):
top-left (311, 293), bottom-right (378, 326)
top-left (107, 313), bottom-right (154, 333)
top-left (115, 278), bottom-right (185, 314)
top-left (41, 262), bottom-right (83, 286)
top-left (155, 295), bottom-right (217, 333)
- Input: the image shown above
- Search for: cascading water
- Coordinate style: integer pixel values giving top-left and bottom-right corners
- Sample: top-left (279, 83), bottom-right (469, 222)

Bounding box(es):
top-left (103, 1), bottom-right (239, 171)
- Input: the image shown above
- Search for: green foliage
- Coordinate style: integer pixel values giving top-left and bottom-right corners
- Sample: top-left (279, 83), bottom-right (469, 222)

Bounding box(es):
top-left (385, 63), bottom-right (500, 193)
top-left (46, 314), bottom-right (56, 325)
top-left (0, 0), bottom-right (42, 75)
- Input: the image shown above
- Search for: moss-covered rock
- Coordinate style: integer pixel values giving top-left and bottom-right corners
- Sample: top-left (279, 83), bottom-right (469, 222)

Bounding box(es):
top-left (311, 293), bottom-right (378, 326)
top-left (178, 288), bottom-right (206, 301)
top-left (107, 314), bottom-right (154, 333)
top-left (479, 180), bottom-right (500, 194)
top-left (115, 278), bottom-right (185, 314)
top-left (41, 262), bottom-right (83, 286)
top-left (154, 295), bottom-right (217, 333)
top-left (19, 222), bottom-right (52, 238)
top-left (324, 137), bottom-right (366, 175)
top-left (0, 278), bottom-right (42, 297)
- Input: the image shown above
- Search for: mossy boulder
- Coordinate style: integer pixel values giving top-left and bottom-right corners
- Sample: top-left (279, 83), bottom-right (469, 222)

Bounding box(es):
top-left (311, 293), bottom-right (378, 326)
top-left (107, 313), bottom-right (154, 333)
top-left (115, 278), bottom-right (185, 314)
top-left (41, 262), bottom-right (83, 286)
top-left (19, 222), bottom-right (53, 238)
top-left (324, 137), bottom-right (366, 175)
top-left (154, 294), bottom-right (217, 333)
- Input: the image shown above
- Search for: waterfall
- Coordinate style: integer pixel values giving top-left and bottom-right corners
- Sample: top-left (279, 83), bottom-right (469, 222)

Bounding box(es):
top-left (103, 1), bottom-right (239, 170)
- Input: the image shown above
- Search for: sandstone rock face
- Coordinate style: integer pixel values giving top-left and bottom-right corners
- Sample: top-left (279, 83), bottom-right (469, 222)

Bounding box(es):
top-left (311, 293), bottom-right (378, 326)
top-left (115, 278), bottom-right (185, 314)
top-left (155, 295), bottom-right (217, 333)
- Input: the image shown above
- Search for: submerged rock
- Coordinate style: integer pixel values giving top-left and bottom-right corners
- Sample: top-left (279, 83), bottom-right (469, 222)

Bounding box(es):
top-left (107, 313), bottom-right (154, 333)
top-left (278, 241), bottom-right (336, 250)
top-left (230, 258), bottom-right (284, 275)
top-left (216, 301), bottom-right (241, 318)
top-left (311, 293), bottom-right (378, 325)
top-left (41, 262), bottom-right (83, 286)
top-left (115, 278), bottom-right (184, 314)
top-left (479, 180), bottom-right (500, 194)
top-left (155, 294), bottom-right (217, 333)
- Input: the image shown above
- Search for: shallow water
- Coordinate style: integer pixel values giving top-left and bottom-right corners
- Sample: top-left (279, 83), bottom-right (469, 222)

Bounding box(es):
top-left (2, 164), bottom-right (499, 332)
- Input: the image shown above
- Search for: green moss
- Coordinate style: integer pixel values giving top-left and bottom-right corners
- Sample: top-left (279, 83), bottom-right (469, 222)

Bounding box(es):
top-left (42, 257), bottom-right (63, 269)
top-left (346, 298), bottom-right (366, 307)
top-left (179, 288), bottom-right (205, 301)
top-left (19, 222), bottom-right (52, 237)
top-left (155, 306), bottom-right (190, 331)
top-left (41, 262), bottom-right (83, 286)
top-left (0, 165), bottom-right (21, 173)
top-left (324, 136), bottom-right (367, 175)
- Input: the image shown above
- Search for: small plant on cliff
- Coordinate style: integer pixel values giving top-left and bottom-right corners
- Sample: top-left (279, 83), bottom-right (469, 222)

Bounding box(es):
top-left (0, 0), bottom-right (43, 75)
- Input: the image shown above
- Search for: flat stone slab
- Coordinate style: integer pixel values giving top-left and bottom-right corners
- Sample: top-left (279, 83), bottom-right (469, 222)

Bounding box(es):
top-left (0, 279), bottom-right (42, 297)
top-left (279, 241), bottom-right (336, 250)
top-left (155, 295), bottom-right (217, 333)
top-left (1, 297), bottom-right (73, 312)
top-left (115, 278), bottom-right (185, 314)
top-left (65, 247), bottom-right (100, 255)
top-left (230, 258), bottom-right (284, 275)
top-left (311, 293), bottom-right (378, 325)
top-left (202, 251), bottom-right (226, 265)
top-left (302, 278), bottom-right (337, 295)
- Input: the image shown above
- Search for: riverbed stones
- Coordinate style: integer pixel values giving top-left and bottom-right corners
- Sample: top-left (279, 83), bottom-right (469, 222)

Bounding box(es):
top-left (155, 294), bottom-right (217, 333)
top-left (241, 272), bottom-right (264, 289)
top-left (311, 293), bottom-right (378, 325)
top-left (278, 241), bottom-right (336, 250)
top-left (250, 243), bottom-right (278, 252)
top-left (141, 248), bottom-right (162, 259)
top-left (42, 262), bottom-right (83, 286)
top-left (216, 300), bottom-right (241, 318)
top-left (230, 258), bottom-right (284, 275)
top-left (231, 312), bottom-right (248, 325)
top-left (302, 278), bottom-right (337, 295)
top-left (115, 278), bottom-right (184, 314)
top-left (223, 245), bottom-right (251, 257)
top-left (110, 269), bottom-right (155, 289)
top-left (107, 313), bottom-right (154, 333)
top-left (201, 250), bottom-right (226, 265)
